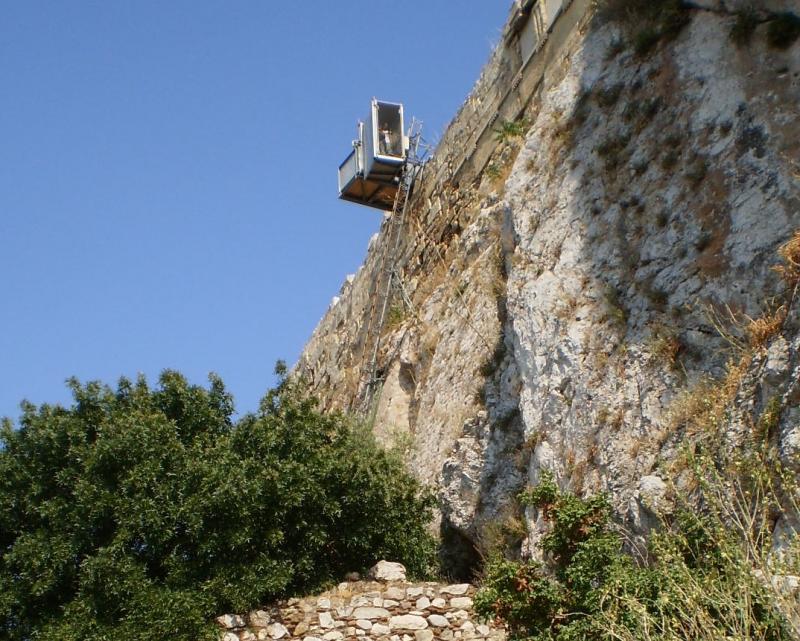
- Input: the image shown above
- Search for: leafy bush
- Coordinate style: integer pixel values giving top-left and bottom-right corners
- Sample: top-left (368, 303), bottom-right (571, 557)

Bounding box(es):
top-left (602, 426), bottom-right (800, 641)
top-left (476, 453), bottom-right (797, 641)
top-left (596, 0), bottom-right (691, 55)
top-left (0, 370), bottom-right (436, 641)
top-left (476, 471), bottom-right (628, 640)
top-left (493, 119), bottom-right (529, 143)
top-left (632, 25), bottom-right (663, 56)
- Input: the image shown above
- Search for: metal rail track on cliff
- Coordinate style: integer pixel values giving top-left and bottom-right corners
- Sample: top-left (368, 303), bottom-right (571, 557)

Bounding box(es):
top-left (357, 123), bottom-right (427, 412)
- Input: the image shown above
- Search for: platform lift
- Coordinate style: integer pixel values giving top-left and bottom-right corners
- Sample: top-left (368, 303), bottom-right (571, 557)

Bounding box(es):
top-left (337, 99), bottom-right (429, 410)
top-left (337, 99), bottom-right (410, 210)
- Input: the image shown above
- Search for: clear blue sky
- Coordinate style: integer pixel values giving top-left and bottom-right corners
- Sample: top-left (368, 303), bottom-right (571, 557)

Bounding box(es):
top-left (0, 1), bottom-right (511, 421)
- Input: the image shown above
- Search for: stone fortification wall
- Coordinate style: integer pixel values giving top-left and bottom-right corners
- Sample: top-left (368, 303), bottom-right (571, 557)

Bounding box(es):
top-left (215, 580), bottom-right (503, 641)
top-left (299, 0), bottom-right (800, 576)
top-left (297, 6), bottom-right (595, 568)
top-left (417, 0), bottom-right (586, 200)
top-left (299, 0), bottom-right (592, 418)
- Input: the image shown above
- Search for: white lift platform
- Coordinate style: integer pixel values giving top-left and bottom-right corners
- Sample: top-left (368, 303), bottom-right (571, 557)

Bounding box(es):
top-left (338, 99), bottom-right (409, 210)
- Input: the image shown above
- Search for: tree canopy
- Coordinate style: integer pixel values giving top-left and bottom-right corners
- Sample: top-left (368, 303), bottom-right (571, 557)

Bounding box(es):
top-left (0, 370), bottom-right (436, 641)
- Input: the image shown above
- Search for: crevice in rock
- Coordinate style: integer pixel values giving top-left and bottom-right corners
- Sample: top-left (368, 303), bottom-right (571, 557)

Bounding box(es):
top-left (439, 518), bottom-right (482, 582)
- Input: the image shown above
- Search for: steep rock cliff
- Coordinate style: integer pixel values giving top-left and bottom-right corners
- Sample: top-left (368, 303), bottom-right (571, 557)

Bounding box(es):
top-left (299, 0), bottom-right (800, 575)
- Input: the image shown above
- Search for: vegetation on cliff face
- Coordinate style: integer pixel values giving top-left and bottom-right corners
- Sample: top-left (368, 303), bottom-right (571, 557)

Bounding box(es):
top-left (595, 0), bottom-right (691, 55)
top-left (0, 369), bottom-right (435, 641)
top-left (597, 0), bottom-right (800, 54)
top-left (476, 450), bottom-right (799, 640)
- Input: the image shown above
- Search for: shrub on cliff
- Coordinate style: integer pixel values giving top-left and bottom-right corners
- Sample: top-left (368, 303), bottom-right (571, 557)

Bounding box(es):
top-left (0, 369), bottom-right (436, 641)
top-left (595, 0), bottom-right (691, 55)
top-left (475, 471), bottom-right (632, 640)
top-left (476, 461), bottom-right (797, 640)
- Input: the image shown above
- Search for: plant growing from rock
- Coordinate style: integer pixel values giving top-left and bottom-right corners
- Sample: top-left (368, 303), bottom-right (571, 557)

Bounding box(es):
top-left (484, 162), bottom-right (504, 183)
top-left (476, 447), bottom-right (798, 641)
top-left (596, 0), bottom-right (691, 56)
top-left (386, 304), bottom-right (409, 330)
top-left (602, 284), bottom-right (628, 326)
top-left (594, 82), bottom-right (625, 109)
top-left (647, 325), bottom-right (683, 369)
top-left (643, 283), bottom-right (669, 312)
top-left (661, 148), bottom-right (680, 170)
top-left (746, 304), bottom-right (788, 348)
top-left (477, 503), bottom-right (529, 560)
top-left (596, 133), bottom-right (631, 171)
top-left (684, 155), bottom-right (708, 187)
top-left (493, 118), bottom-right (529, 143)
top-left (632, 25), bottom-right (662, 56)
top-left (476, 472), bottom-right (628, 640)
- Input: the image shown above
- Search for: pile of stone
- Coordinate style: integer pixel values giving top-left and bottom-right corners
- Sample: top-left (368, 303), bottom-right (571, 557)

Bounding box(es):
top-left (216, 562), bottom-right (504, 641)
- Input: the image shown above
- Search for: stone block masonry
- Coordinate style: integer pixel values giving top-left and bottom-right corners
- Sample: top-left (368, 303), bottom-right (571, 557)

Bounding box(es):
top-left (215, 580), bottom-right (504, 641)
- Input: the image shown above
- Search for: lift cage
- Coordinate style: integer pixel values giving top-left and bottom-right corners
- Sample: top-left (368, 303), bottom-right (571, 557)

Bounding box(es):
top-left (338, 99), bottom-right (408, 210)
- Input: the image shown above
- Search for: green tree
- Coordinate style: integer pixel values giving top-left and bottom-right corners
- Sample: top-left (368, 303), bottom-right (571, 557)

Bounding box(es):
top-left (0, 370), bottom-right (435, 641)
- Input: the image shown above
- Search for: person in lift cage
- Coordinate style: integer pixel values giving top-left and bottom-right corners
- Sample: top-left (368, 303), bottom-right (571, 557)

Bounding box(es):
top-left (380, 123), bottom-right (393, 155)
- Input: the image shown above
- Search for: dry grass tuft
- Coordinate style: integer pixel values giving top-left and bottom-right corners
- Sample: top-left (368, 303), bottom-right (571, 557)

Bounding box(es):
top-left (476, 502), bottom-right (529, 559)
top-left (668, 356), bottom-right (751, 437)
top-left (746, 305), bottom-right (787, 347)
top-left (647, 327), bottom-right (683, 368)
top-left (773, 230), bottom-right (800, 287)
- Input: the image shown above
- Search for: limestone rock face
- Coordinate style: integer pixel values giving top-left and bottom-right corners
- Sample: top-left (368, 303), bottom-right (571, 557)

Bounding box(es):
top-left (503, 10), bottom-right (800, 555)
top-left (298, 0), bottom-right (800, 569)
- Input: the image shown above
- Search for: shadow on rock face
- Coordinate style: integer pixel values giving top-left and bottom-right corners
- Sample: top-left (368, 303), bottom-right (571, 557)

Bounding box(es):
top-left (439, 519), bottom-right (482, 582)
